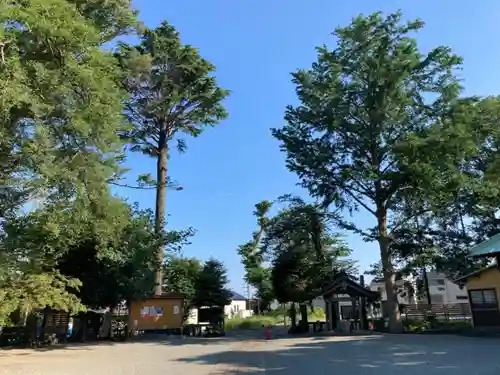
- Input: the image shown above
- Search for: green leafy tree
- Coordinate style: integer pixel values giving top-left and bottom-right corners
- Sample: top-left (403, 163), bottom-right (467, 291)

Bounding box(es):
top-left (238, 200), bottom-right (274, 312)
top-left (387, 96), bottom-right (500, 280)
top-left (55, 203), bottom-right (156, 309)
top-left (55, 202), bottom-right (195, 309)
top-left (272, 11), bottom-right (462, 332)
top-left (117, 22), bottom-right (230, 295)
top-left (1, 0), bottom-right (130, 215)
top-left (68, 0), bottom-right (139, 42)
top-left (163, 256), bottom-right (203, 321)
top-left (265, 198), bottom-right (355, 329)
top-left (0, 0), bottom-right (141, 328)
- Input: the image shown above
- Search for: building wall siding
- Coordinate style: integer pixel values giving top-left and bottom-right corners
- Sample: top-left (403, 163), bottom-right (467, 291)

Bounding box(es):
top-left (466, 267), bottom-right (500, 309)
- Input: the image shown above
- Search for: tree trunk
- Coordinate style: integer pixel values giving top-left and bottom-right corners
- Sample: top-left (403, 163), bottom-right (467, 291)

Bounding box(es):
top-left (377, 207), bottom-right (403, 333)
top-left (299, 304), bottom-right (308, 332)
top-left (423, 267), bottom-right (432, 304)
top-left (154, 141), bottom-right (168, 296)
top-left (289, 303), bottom-right (297, 329)
top-left (18, 307), bottom-right (29, 326)
top-left (40, 308), bottom-right (49, 342)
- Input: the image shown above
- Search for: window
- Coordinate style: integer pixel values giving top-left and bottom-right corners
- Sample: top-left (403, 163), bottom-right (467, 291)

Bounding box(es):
top-left (469, 289), bottom-right (498, 306)
top-left (456, 295), bottom-right (468, 300)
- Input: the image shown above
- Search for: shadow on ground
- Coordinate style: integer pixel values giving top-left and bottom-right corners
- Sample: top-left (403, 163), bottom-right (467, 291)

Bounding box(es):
top-left (174, 334), bottom-right (500, 375)
top-left (0, 328), bottom-right (280, 354)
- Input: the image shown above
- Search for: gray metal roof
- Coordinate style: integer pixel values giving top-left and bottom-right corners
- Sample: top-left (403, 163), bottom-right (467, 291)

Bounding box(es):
top-left (230, 291), bottom-right (246, 300)
top-left (469, 233), bottom-right (500, 257)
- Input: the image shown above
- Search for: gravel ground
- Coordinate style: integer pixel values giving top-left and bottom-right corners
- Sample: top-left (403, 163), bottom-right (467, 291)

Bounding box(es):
top-left (1, 332), bottom-right (500, 374)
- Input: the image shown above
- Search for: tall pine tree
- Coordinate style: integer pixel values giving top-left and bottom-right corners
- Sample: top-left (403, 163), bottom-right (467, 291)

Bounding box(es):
top-left (117, 22), bottom-right (229, 295)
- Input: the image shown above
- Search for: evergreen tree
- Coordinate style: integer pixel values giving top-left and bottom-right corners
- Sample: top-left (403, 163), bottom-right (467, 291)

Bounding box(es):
top-left (272, 11), bottom-right (462, 332)
top-left (193, 259), bottom-right (232, 309)
top-left (117, 22), bottom-right (229, 295)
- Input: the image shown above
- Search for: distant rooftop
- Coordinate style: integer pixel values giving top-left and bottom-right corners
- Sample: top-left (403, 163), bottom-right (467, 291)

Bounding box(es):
top-left (469, 233), bottom-right (500, 257)
top-left (230, 291), bottom-right (246, 300)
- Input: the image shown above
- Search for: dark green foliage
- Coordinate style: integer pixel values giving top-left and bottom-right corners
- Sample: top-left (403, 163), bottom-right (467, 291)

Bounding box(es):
top-left (272, 11), bottom-right (463, 333)
top-left (69, 0), bottom-right (139, 42)
top-left (193, 259), bottom-right (232, 309)
top-left (266, 198), bottom-right (355, 309)
top-left (1, 0), bottom-right (134, 323)
top-left (163, 256), bottom-right (203, 321)
top-left (55, 204), bottom-right (165, 309)
top-left (378, 96), bottom-right (500, 280)
top-left (266, 198), bottom-right (355, 330)
top-left (118, 22), bottom-right (229, 155)
top-left (116, 21), bottom-right (229, 294)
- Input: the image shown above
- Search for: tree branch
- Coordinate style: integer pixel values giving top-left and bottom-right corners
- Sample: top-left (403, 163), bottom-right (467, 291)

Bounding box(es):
top-left (108, 181), bottom-right (183, 191)
top-left (344, 188), bottom-right (376, 216)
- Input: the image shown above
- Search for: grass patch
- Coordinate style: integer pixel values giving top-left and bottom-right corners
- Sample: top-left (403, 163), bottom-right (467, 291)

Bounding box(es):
top-left (225, 315), bottom-right (280, 330)
top-left (225, 306), bottom-right (327, 330)
top-left (307, 307), bottom-right (326, 321)
top-left (267, 306), bottom-right (326, 322)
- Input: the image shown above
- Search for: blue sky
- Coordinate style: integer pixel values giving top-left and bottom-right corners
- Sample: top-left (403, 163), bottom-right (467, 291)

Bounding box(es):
top-left (116, 0), bottom-right (500, 293)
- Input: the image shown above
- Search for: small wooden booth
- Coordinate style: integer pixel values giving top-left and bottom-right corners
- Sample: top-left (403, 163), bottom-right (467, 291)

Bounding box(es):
top-left (456, 266), bottom-right (500, 328)
top-left (129, 293), bottom-right (185, 333)
top-left (455, 234), bottom-right (500, 329)
top-left (322, 273), bottom-right (378, 332)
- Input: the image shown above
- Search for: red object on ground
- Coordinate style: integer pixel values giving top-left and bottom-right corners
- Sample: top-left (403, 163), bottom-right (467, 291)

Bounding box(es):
top-left (265, 325), bottom-right (271, 340)
top-left (369, 321), bottom-right (374, 331)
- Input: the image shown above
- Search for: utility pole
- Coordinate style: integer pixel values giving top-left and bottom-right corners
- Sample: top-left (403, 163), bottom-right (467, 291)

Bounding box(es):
top-left (246, 282), bottom-right (251, 302)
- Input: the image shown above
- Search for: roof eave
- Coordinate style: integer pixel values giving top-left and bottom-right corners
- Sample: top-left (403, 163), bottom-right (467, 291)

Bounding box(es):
top-left (454, 265), bottom-right (496, 283)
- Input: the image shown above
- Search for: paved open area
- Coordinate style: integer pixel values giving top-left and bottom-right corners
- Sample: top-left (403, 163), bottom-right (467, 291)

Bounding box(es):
top-left (1, 332), bottom-right (500, 374)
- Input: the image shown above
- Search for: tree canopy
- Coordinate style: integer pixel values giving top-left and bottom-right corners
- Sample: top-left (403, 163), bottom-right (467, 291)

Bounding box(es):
top-left (271, 11), bottom-right (470, 332)
top-left (0, 2), bottom-right (228, 332)
top-left (116, 21), bottom-right (230, 295)
top-left (265, 198), bottom-right (355, 304)
top-left (5, 2), bottom-right (500, 342)
top-left (193, 259), bottom-right (232, 309)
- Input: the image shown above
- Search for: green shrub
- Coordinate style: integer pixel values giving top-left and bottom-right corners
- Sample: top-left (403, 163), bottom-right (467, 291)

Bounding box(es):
top-left (307, 306), bottom-right (326, 321)
top-left (403, 318), bottom-right (473, 333)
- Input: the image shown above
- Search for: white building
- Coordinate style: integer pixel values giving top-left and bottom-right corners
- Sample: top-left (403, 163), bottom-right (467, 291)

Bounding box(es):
top-left (187, 291), bottom-right (253, 324)
top-left (369, 271), bottom-right (468, 305)
top-left (369, 274), bottom-right (417, 305)
top-left (224, 291), bottom-right (252, 319)
top-left (426, 271), bottom-right (468, 304)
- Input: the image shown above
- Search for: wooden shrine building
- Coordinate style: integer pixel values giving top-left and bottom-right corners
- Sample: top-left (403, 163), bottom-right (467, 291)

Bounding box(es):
top-left (321, 272), bottom-right (379, 332)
